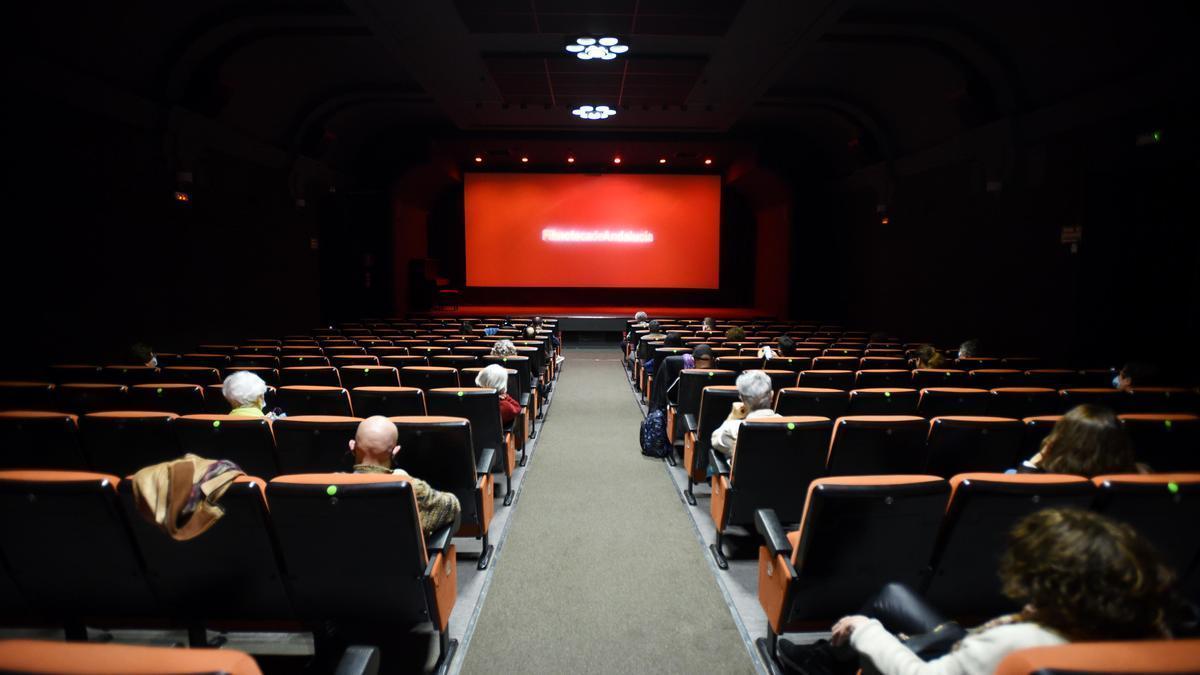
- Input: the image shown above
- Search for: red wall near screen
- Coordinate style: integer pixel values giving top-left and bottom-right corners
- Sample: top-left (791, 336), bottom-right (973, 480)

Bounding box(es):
top-left (464, 173), bottom-right (721, 288)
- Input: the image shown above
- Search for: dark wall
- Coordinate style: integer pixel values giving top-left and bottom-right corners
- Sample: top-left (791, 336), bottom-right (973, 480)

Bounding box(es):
top-left (812, 100), bottom-right (1199, 374)
top-left (0, 95), bottom-right (323, 370)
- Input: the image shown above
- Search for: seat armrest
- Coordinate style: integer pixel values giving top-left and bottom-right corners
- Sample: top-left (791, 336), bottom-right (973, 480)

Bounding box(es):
top-left (755, 508), bottom-right (792, 558)
top-left (683, 413), bottom-right (698, 434)
top-left (518, 393), bottom-right (531, 408)
top-left (709, 448), bottom-right (731, 476)
top-left (425, 520), bottom-right (457, 554)
top-left (476, 446), bottom-right (496, 476)
top-left (335, 646), bottom-right (380, 675)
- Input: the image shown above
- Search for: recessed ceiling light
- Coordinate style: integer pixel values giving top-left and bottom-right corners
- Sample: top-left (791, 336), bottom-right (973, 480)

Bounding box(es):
top-left (474, 156), bottom-right (483, 163)
top-left (613, 156), bottom-right (622, 164)
top-left (704, 158), bottom-right (713, 165)
top-left (565, 36), bottom-right (629, 60)
top-left (567, 156), bottom-right (575, 163)
top-left (571, 104), bottom-right (616, 121)
top-left (658, 158), bottom-right (667, 164)
top-left (520, 156), bottom-right (529, 163)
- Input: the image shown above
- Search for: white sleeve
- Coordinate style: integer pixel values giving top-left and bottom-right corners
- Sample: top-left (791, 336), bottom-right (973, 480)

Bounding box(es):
top-left (851, 620), bottom-right (967, 675)
top-left (852, 621), bottom-right (1059, 675)
top-left (710, 419), bottom-right (736, 456)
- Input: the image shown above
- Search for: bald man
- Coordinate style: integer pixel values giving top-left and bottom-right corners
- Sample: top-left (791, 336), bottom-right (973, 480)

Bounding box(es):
top-left (350, 416), bottom-right (461, 536)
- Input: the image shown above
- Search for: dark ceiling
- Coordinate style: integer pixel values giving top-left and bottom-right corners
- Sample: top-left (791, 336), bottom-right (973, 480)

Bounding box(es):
top-left (10, 0), bottom-right (1197, 177)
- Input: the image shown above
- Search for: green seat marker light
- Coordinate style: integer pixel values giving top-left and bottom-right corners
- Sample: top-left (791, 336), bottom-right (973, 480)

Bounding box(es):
top-left (326, 485), bottom-right (338, 496)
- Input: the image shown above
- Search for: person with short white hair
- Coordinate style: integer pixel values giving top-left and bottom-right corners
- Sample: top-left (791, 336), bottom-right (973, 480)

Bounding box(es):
top-left (633, 311), bottom-right (649, 325)
top-left (475, 363), bottom-right (522, 425)
top-left (222, 370), bottom-right (269, 417)
top-left (491, 339), bottom-right (518, 357)
top-left (711, 370), bottom-right (776, 456)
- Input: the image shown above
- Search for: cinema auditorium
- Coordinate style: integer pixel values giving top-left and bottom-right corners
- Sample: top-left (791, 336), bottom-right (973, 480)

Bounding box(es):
top-left (1, 1), bottom-right (1198, 673)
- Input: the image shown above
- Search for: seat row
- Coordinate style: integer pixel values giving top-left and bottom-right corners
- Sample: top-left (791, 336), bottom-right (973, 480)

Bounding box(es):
top-left (746, 472), bottom-right (1200, 639)
top-left (0, 469), bottom-right (458, 668)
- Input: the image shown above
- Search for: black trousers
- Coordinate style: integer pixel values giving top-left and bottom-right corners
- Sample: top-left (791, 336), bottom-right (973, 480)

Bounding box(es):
top-left (859, 583), bottom-right (967, 660)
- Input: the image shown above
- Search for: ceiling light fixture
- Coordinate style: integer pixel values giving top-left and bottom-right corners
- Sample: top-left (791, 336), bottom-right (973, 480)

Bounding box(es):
top-left (520, 156), bottom-right (529, 163)
top-left (571, 104), bottom-right (616, 121)
top-left (704, 158), bottom-right (713, 165)
top-left (565, 36), bottom-right (629, 60)
top-left (474, 156), bottom-right (483, 163)
top-left (567, 156), bottom-right (575, 164)
top-left (613, 156), bottom-right (622, 165)
top-left (658, 158), bottom-right (667, 164)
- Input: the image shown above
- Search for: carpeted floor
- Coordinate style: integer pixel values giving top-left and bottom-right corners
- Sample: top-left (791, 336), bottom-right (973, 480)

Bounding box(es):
top-left (458, 347), bottom-right (754, 674)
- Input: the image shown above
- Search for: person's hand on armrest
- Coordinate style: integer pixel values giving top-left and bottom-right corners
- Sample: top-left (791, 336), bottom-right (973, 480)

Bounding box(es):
top-left (831, 615), bottom-right (870, 646)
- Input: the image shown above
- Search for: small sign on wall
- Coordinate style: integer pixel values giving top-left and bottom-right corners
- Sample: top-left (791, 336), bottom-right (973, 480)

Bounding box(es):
top-left (1061, 226), bottom-right (1083, 254)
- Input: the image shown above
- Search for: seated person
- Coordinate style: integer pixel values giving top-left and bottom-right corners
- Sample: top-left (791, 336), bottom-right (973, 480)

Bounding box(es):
top-left (222, 370), bottom-right (270, 418)
top-left (476, 364), bottom-right (521, 425)
top-left (131, 342), bottom-right (158, 367)
top-left (957, 338), bottom-right (981, 359)
top-left (759, 335), bottom-right (794, 360)
top-left (711, 370), bottom-right (775, 456)
top-left (1017, 404), bottom-right (1143, 475)
top-left (349, 416), bottom-right (461, 537)
top-left (725, 326), bottom-right (747, 341)
top-left (635, 321), bottom-right (668, 361)
top-left (1114, 361), bottom-right (1161, 390)
top-left (460, 319), bottom-right (476, 334)
top-left (491, 339), bottom-right (518, 357)
top-left (483, 324), bottom-right (500, 336)
top-left (779, 508), bottom-right (1176, 674)
top-left (701, 317), bottom-right (716, 332)
top-left (913, 344), bottom-right (946, 369)
top-left (689, 344), bottom-right (715, 370)
top-left (632, 311), bottom-right (649, 329)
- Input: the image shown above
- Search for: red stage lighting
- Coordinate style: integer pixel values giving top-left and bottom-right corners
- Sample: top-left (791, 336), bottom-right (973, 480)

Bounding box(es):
top-left (613, 156), bottom-right (622, 164)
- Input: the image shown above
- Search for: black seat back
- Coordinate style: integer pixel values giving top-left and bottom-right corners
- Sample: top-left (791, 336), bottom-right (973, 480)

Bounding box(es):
top-left (391, 416), bottom-right (487, 535)
top-left (272, 416), bottom-right (361, 474)
top-left (276, 386), bottom-right (353, 417)
top-left (117, 476), bottom-right (293, 621)
top-left (846, 388), bottom-right (918, 415)
top-left (1091, 473), bottom-right (1200, 580)
top-left (0, 412), bottom-right (87, 470)
top-left (690, 386), bottom-right (741, 477)
top-left (827, 416), bottom-right (928, 476)
top-left (56, 384), bottom-right (127, 414)
top-left (1119, 414), bottom-right (1200, 471)
top-left (427, 389), bottom-right (504, 469)
top-left (924, 416), bottom-right (1025, 476)
top-left (0, 382), bottom-right (56, 411)
top-left (350, 387), bottom-right (427, 418)
top-left (175, 414), bottom-right (280, 479)
top-left (81, 412), bottom-right (180, 477)
top-left (399, 367), bottom-right (460, 394)
top-left (775, 388), bottom-right (849, 418)
top-left (127, 384), bottom-right (206, 415)
top-left (724, 417), bottom-right (831, 526)
top-left (988, 388), bottom-right (1061, 418)
top-left (338, 366), bottom-right (401, 390)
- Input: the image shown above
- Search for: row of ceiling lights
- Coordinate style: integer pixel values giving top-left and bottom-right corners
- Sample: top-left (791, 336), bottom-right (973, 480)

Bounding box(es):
top-left (564, 36), bottom-right (627, 122)
top-left (472, 155), bottom-right (714, 166)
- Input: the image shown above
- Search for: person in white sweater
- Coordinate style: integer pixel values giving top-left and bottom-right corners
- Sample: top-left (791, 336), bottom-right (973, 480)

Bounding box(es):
top-left (780, 508), bottom-right (1176, 675)
top-left (711, 370), bottom-right (775, 456)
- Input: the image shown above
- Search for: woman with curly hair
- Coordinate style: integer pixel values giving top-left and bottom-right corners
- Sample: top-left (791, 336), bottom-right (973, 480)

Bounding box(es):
top-left (778, 508), bottom-right (1175, 674)
top-left (1018, 404), bottom-right (1143, 475)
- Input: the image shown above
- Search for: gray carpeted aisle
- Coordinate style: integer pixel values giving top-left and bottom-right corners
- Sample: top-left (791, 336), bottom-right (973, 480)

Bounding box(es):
top-left (459, 346), bottom-right (753, 674)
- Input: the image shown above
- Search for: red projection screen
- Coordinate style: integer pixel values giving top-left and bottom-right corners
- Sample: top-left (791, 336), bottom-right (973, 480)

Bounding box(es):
top-left (464, 173), bottom-right (721, 288)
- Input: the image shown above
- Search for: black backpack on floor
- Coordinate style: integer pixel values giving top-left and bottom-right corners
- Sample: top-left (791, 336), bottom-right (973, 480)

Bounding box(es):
top-left (640, 409), bottom-right (671, 458)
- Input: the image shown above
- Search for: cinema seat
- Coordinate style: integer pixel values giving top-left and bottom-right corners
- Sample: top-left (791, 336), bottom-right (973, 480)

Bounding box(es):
top-left (811, 356), bottom-right (859, 372)
top-left (708, 416), bottom-right (832, 569)
top-left (768, 356), bottom-right (813, 373)
top-left (178, 353), bottom-right (230, 370)
top-left (1020, 415), bottom-right (1061, 456)
top-left (923, 473), bottom-right (1094, 618)
top-left (1118, 413), bottom-right (1200, 471)
top-left (350, 386), bottom-right (427, 418)
top-left (995, 640), bottom-right (1200, 675)
top-left (226, 366), bottom-right (279, 387)
top-left (400, 366), bottom-right (460, 393)
top-left (774, 387), bottom-right (849, 418)
top-left (229, 354), bottom-right (280, 369)
top-left (277, 385), bottom-right (352, 417)
top-left (846, 388), bottom-right (918, 415)
top-left (81, 411), bottom-right (180, 476)
top-left (1091, 473), bottom-right (1200, 583)
top-left (338, 365), bottom-right (401, 389)
top-left (1059, 387), bottom-right (1127, 412)
top-left (911, 369), bottom-right (969, 388)
top-left (1024, 368), bottom-right (1077, 389)
top-left (381, 354), bottom-right (428, 369)
top-left (988, 387), bottom-right (1061, 418)
top-left (280, 366), bottom-right (341, 387)
top-left (127, 383), bottom-right (205, 415)
top-left (427, 388), bottom-right (517, 505)
top-left (267, 473), bottom-right (457, 669)
top-left (754, 475), bottom-right (949, 655)
top-left (56, 383), bottom-right (127, 414)
top-left (329, 354), bottom-right (379, 369)
top-left (0, 381), bottom-right (55, 411)
top-left (0, 471), bottom-right (158, 635)
top-left (116, 475), bottom-right (293, 638)
top-left (762, 369), bottom-right (799, 392)
top-left (917, 387), bottom-right (990, 417)
top-left (48, 364), bottom-right (105, 384)
top-left (175, 414), bottom-right (280, 479)
top-left (272, 416), bottom-right (361, 474)
top-left (391, 416), bottom-right (496, 569)
top-left (857, 356), bottom-right (906, 371)
top-left (324, 345), bottom-right (367, 357)
top-left (432, 354), bottom-right (478, 370)
top-left (237, 344), bottom-right (280, 356)
top-left (462, 366), bottom-right (528, 443)
top-left (0, 411), bottom-right (87, 470)
top-left (853, 369), bottom-right (910, 388)
top-left (682, 385), bottom-right (741, 505)
top-left (1125, 387), bottom-right (1200, 414)
top-left (716, 355), bottom-right (763, 373)
top-left (668, 369), bottom-right (737, 444)
top-left (0, 640), bottom-right (266, 674)
top-left (827, 416), bottom-right (928, 475)
top-left (798, 370), bottom-right (854, 390)
top-left (925, 416), bottom-right (1024, 476)
top-left (967, 369), bottom-right (1024, 389)
top-left (158, 366), bottom-right (222, 386)
top-left (281, 355), bottom-right (330, 369)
